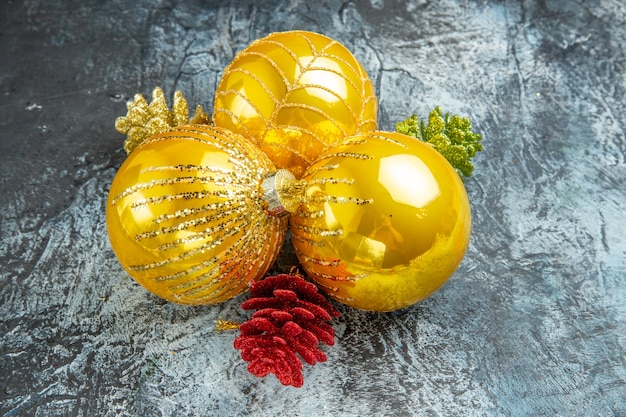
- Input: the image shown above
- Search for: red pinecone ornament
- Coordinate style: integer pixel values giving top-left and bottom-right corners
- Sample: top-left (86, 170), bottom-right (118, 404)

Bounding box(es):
top-left (234, 274), bottom-right (340, 387)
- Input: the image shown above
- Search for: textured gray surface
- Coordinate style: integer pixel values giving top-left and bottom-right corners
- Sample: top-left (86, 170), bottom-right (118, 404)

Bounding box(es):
top-left (1, 0), bottom-right (625, 416)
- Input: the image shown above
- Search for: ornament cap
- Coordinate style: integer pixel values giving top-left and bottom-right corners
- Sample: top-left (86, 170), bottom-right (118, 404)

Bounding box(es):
top-left (261, 169), bottom-right (304, 216)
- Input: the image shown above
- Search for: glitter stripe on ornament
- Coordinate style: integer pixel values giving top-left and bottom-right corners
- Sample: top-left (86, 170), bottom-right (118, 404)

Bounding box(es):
top-left (129, 190), bottom-right (235, 209)
top-left (140, 164), bottom-right (236, 175)
top-left (127, 229), bottom-right (239, 272)
top-left (151, 199), bottom-right (246, 224)
top-left (127, 206), bottom-right (269, 299)
top-left (153, 257), bottom-right (219, 282)
top-left (305, 163), bottom-right (340, 175)
top-left (187, 218), bottom-right (285, 304)
top-left (303, 268), bottom-right (364, 283)
top-left (312, 151), bottom-right (373, 162)
top-left (290, 223), bottom-right (344, 238)
top-left (290, 232), bottom-right (323, 247)
top-left (307, 177), bottom-right (355, 186)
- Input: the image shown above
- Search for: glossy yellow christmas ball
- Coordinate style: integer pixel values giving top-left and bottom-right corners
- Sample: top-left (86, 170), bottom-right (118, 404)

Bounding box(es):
top-left (290, 131), bottom-right (471, 311)
top-left (106, 125), bottom-right (288, 305)
top-left (213, 30), bottom-right (378, 178)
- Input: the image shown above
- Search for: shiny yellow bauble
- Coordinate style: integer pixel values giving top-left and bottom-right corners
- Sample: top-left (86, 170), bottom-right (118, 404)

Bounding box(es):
top-left (290, 131), bottom-right (472, 312)
top-left (213, 30), bottom-right (378, 179)
top-left (106, 125), bottom-right (288, 305)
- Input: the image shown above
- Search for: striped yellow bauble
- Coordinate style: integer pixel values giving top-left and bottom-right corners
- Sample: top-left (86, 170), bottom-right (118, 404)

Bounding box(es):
top-left (290, 131), bottom-right (472, 312)
top-left (106, 125), bottom-right (288, 305)
top-left (213, 30), bottom-right (378, 179)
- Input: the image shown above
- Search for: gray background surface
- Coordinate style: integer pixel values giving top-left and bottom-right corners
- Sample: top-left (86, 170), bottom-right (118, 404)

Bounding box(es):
top-left (1, 0), bottom-right (625, 416)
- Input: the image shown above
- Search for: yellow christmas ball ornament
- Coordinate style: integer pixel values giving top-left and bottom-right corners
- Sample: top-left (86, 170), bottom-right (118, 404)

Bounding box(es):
top-left (107, 124), bottom-right (290, 305)
top-left (288, 131), bottom-right (472, 312)
top-left (213, 30), bottom-right (378, 178)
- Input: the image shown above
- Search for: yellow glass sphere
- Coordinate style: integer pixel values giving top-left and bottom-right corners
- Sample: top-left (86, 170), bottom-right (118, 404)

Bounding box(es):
top-left (213, 30), bottom-right (378, 179)
top-left (290, 131), bottom-right (472, 312)
top-left (106, 125), bottom-right (288, 305)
